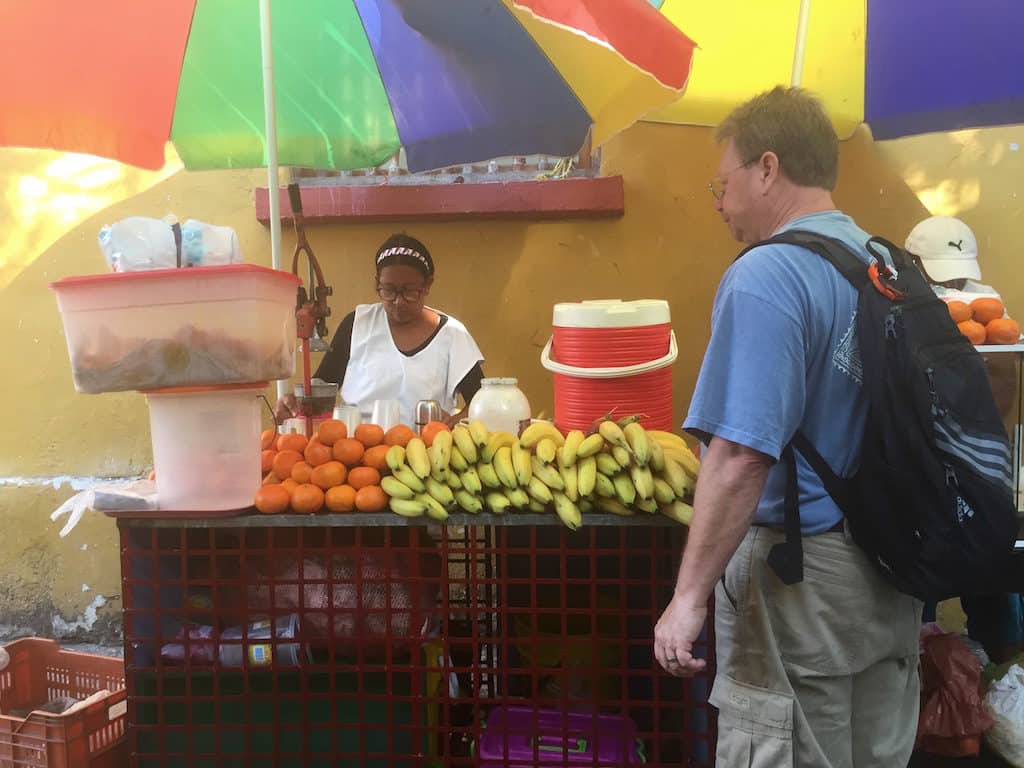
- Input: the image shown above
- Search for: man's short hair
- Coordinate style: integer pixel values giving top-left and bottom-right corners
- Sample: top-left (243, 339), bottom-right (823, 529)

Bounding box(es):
top-left (716, 86), bottom-right (839, 190)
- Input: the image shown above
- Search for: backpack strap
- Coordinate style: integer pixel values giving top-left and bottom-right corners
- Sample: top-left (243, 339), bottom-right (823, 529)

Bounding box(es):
top-left (767, 443), bottom-right (804, 585)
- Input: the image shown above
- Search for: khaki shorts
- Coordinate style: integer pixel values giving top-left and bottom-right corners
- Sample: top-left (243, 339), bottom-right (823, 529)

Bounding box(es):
top-left (712, 525), bottom-right (922, 768)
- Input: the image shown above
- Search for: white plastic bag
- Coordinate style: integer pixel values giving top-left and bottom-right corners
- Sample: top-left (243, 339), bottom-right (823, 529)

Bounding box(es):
top-left (985, 663), bottom-right (1024, 766)
top-left (98, 217), bottom-right (241, 272)
top-left (50, 479), bottom-right (158, 537)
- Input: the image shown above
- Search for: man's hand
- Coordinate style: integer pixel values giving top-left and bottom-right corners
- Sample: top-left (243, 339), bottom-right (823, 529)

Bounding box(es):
top-left (654, 595), bottom-right (708, 676)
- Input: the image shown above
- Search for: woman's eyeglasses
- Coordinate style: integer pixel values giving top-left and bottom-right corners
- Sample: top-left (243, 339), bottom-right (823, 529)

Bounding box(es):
top-left (376, 284), bottom-right (425, 302)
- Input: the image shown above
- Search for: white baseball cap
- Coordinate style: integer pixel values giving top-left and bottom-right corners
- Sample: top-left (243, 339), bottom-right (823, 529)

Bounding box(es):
top-left (904, 216), bottom-right (980, 283)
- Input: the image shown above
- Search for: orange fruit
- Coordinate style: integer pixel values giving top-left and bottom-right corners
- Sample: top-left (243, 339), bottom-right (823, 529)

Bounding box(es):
top-left (261, 449), bottom-right (277, 473)
top-left (946, 300), bottom-right (972, 324)
top-left (986, 317), bottom-right (1021, 345)
top-left (316, 419), bottom-right (347, 446)
top-left (291, 483), bottom-right (325, 514)
top-left (272, 449), bottom-right (304, 480)
top-left (420, 421), bottom-right (450, 447)
top-left (277, 432), bottom-right (309, 454)
top-left (970, 297), bottom-right (1006, 325)
top-left (332, 438), bottom-right (365, 467)
top-left (384, 424), bottom-right (416, 447)
top-left (262, 471), bottom-right (279, 485)
top-left (347, 466), bottom-right (381, 490)
top-left (355, 485), bottom-right (388, 512)
top-left (354, 423), bottom-right (385, 448)
top-left (280, 478), bottom-right (299, 496)
top-left (254, 484), bottom-right (290, 514)
top-left (362, 445), bottom-right (390, 473)
top-left (310, 460), bottom-right (347, 490)
top-left (957, 319), bottom-right (987, 345)
top-left (324, 484), bottom-right (357, 513)
top-left (290, 460), bottom-right (314, 485)
top-left (260, 429), bottom-right (278, 450)
top-left (304, 438), bottom-right (333, 467)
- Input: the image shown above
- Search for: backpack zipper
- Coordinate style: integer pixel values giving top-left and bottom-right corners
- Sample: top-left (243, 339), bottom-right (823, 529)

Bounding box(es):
top-left (925, 368), bottom-right (947, 418)
top-left (884, 306), bottom-right (899, 339)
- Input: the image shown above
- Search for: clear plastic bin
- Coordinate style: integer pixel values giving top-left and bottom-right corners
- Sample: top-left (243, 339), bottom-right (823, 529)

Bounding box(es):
top-left (50, 265), bottom-right (299, 393)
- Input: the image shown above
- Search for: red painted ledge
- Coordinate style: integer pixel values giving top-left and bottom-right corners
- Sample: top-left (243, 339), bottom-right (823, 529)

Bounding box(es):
top-left (255, 176), bottom-right (624, 224)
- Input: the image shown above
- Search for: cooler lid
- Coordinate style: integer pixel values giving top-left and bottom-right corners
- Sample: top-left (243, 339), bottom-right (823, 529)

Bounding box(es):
top-left (552, 299), bottom-right (670, 329)
top-left (50, 263), bottom-right (301, 290)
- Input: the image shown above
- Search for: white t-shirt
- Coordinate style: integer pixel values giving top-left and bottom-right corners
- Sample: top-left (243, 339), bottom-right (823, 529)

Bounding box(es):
top-left (341, 303), bottom-right (483, 425)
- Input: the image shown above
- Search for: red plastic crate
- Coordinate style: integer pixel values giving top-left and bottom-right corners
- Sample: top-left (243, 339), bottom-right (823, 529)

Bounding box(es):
top-left (119, 517), bottom-right (715, 767)
top-left (0, 638), bottom-right (127, 768)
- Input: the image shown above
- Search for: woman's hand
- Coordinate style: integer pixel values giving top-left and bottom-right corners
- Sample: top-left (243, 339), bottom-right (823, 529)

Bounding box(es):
top-left (274, 393), bottom-right (298, 424)
top-left (441, 409), bottom-right (465, 428)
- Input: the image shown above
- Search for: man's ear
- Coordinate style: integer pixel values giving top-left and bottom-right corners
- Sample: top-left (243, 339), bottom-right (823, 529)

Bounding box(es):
top-left (759, 151), bottom-right (781, 187)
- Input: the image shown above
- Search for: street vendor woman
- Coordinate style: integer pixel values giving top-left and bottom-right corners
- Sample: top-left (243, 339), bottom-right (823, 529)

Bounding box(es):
top-left (276, 233), bottom-right (485, 426)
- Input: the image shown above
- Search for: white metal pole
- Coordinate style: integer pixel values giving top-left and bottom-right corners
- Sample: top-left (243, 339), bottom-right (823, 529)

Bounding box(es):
top-left (259, 0), bottom-right (288, 401)
top-left (791, 0), bottom-right (811, 87)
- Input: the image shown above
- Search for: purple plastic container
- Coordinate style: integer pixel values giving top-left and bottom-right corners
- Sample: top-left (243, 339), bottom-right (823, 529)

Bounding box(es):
top-left (475, 705), bottom-right (646, 766)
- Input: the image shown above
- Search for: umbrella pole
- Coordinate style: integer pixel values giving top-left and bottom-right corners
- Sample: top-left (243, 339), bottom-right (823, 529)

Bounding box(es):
top-left (791, 0), bottom-right (811, 87)
top-left (259, 0), bottom-right (288, 401)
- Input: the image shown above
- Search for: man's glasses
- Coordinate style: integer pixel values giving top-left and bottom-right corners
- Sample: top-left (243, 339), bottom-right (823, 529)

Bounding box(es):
top-left (708, 160), bottom-right (755, 201)
top-left (376, 284), bottom-right (425, 302)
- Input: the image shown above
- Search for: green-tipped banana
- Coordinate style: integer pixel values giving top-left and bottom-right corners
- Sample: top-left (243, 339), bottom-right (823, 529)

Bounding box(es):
top-left (393, 465), bottom-right (426, 494)
top-left (653, 478), bottom-right (677, 505)
top-left (385, 445), bottom-right (407, 473)
top-left (478, 462), bottom-right (502, 489)
top-left (512, 444), bottom-right (533, 486)
top-left (451, 425), bottom-right (478, 465)
top-left (552, 491), bottom-right (582, 530)
top-left (594, 472), bottom-right (616, 498)
top-left (576, 433), bottom-right (606, 460)
top-left (612, 445), bottom-right (632, 468)
top-left (531, 456), bottom-right (565, 491)
top-left (559, 430), bottom-right (585, 467)
top-left (660, 499), bottom-right (694, 526)
top-left (613, 473), bottom-right (637, 506)
top-left (559, 461), bottom-right (578, 502)
top-left (494, 446), bottom-right (518, 489)
top-left (417, 492), bottom-right (449, 521)
top-left (579, 498), bottom-right (593, 513)
top-left (405, 438), bottom-right (431, 479)
top-left (596, 453), bottom-right (621, 477)
top-left (598, 419), bottom-right (633, 455)
top-left (425, 476), bottom-right (455, 508)
top-left (519, 421), bottom-right (565, 449)
top-left (482, 431), bottom-right (516, 463)
top-left (447, 471), bottom-right (463, 490)
top-left (596, 497), bottom-right (633, 516)
top-left (648, 439), bottom-right (666, 472)
top-left (455, 489), bottom-right (483, 514)
top-left (630, 465), bottom-right (654, 501)
top-left (449, 445), bottom-right (469, 473)
top-left (662, 456), bottom-right (691, 499)
top-left (527, 476), bottom-right (554, 504)
top-left (507, 487), bottom-right (530, 509)
top-left (389, 497), bottom-right (427, 518)
top-left (536, 438), bottom-right (558, 465)
top-left (636, 498), bottom-right (658, 514)
top-left (577, 456), bottom-right (597, 497)
top-left (616, 413), bottom-right (644, 428)
top-left (429, 430), bottom-right (452, 479)
top-left (467, 419), bottom-right (490, 450)
top-left (528, 498), bottom-right (547, 513)
top-left (381, 475), bottom-right (415, 500)
top-left (623, 422), bottom-right (650, 467)
top-left (461, 468), bottom-right (483, 495)
top-left (485, 491), bottom-right (512, 515)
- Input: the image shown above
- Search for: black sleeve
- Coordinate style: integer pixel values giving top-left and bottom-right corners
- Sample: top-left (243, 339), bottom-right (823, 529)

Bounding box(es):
top-left (313, 310), bottom-right (355, 384)
top-left (455, 362), bottom-right (485, 406)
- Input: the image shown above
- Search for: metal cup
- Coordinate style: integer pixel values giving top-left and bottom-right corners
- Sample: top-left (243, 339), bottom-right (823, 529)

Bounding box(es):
top-left (415, 400), bottom-right (443, 433)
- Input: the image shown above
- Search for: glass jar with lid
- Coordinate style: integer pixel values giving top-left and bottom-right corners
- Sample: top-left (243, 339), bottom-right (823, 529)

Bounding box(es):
top-left (467, 377), bottom-right (532, 435)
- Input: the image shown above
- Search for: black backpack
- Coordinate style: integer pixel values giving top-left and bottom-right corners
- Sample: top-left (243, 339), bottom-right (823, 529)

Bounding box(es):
top-left (739, 230), bottom-right (1017, 602)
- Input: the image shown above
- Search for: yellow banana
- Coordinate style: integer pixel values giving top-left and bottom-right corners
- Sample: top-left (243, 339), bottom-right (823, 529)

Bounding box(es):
top-left (661, 456), bottom-right (690, 499)
top-left (381, 475), bottom-right (415, 500)
top-left (612, 445), bottom-right (632, 468)
top-left (519, 420), bottom-right (565, 449)
top-left (494, 446), bottom-right (518, 489)
top-left (405, 438), bottom-right (430, 479)
top-left (485, 491), bottom-right (512, 515)
top-left (630, 465), bottom-right (654, 501)
top-left (425, 477), bottom-right (455, 509)
top-left (393, 465), bottom-right (426, 494)
top-left (467, 419), bottom-right (490, 450)
top-left (648, 439), bottom-right (665, 472)
top-left (653, 477), bottom-right (677, 505)
top-left (482, 431), bottom-right (516, 463)
top-left (623, 422), bottom-right (650, 467)
top-left (596, 497), bottom-right (633, 516)
top-left (665, 446), bottom-right (700, 480)
top-left (451, 424), bottom-right (478, 464)
top-left (477, 462), bottom-right (502, 489)
top-left (512, 444), bottom-right (533, 486)
top-left (595, 453), bottom-right (621, 477)
top-left (449, 445), bottom-right (469, 473)
top-left (598, 419), bottom-right (632, 455)
top-left (552, 491), bottom-right (582, 530)
top-left (447, 471), bottom-right (463, 490)
top-left (577, 456), bottom-right (597, 497)
top-left (594, 472), bottom-right (616, 498)
top-left (649, 431), bottom-right (700, 478)
top-left (636, 498), bottom-right (658, 514)
top-left (528, 498), bottom-right (547, 513)
top-left (528, 476), bottom-right (554, 504)
top-left (455, 489), bottom-right (483, 513)
top-left (559, 430), bottom-right (585, 467)
top-left (575, 433), bottom-right (605, 460)
top-left (461, 468), bottom-right (482, 495)
top-left (613, 473), bottom-right (637, 506)
top-left (660, 499), bottom-right (694, 526)
top-left (579, 498), bottom-right (593, 513)
top-left (530, 456), bottom-right (565, 491)
top-left (560, 461), bottom-right (578, 502)
top-left (429, 430), bottom-right (452, 479)
top-left (507, 487), bottom-right (530, 509)
top-left (385, 445), bottom-right (406, 473)
top-left (389, 497), bottom-right (427, 518)
top-left (417, 492), bottom-right (449, 521)
top-left (647, 429), bottom-right (690, 451)
top-left (536, 437), bottom-right (558, 465)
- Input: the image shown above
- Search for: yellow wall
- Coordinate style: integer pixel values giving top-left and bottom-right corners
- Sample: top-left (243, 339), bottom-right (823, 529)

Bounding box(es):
top-left (2, 120), bottom-right (1016, 640)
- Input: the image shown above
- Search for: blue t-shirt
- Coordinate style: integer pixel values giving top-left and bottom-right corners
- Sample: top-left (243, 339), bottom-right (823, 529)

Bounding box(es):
top-left (684, 210), bottom-right (873, 533)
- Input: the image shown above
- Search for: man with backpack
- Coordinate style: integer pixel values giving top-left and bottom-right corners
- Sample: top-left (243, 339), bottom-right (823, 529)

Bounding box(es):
top-left (653, 86), bottom-right (924, 766)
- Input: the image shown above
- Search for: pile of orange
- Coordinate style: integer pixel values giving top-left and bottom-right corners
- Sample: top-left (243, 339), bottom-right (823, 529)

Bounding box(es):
top-left (946, 297), bottom-right (1021, 346)
top-left (254, 418), bottom-right (417, 515)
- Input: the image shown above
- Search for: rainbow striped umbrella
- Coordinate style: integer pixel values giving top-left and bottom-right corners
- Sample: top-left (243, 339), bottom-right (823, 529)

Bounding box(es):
top-left (0, 0), bottom-right (695, 172)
